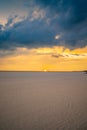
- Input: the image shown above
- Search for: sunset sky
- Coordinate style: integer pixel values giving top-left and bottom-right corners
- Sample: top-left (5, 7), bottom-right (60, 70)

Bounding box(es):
top-left (0, 0), bottom-right (87, 71)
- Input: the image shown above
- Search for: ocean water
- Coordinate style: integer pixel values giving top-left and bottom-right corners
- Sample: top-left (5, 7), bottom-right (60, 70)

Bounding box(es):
top-left (0, 72), bottom-right (87, 130)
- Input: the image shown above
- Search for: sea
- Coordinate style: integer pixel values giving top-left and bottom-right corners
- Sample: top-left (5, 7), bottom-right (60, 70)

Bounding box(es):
top-left (0, 72), bottom-right (87, 130)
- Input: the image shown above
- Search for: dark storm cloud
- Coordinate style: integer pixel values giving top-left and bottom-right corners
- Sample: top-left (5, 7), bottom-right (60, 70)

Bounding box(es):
top-left (0, 18), bottom-right (56, 50)
top-left (35, 0), bottom-right (87, 26)
top-left (51, 54), bottom-right (63, 58)
top-left (0, 0), bottom-right (87, 51)
top-left (5, 15), bottom-right (18, 27)
top-left (51, 53), bottom-right (87, 59)
top-left (35, 0), bottom-right (87, 48)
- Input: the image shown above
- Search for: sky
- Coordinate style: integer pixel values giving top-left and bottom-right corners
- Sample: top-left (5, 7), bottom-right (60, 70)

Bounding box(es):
top-left (0, 0), bottom-right (87, 71)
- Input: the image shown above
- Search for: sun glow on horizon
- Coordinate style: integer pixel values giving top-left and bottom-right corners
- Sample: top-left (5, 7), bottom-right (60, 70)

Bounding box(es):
top-left (44, 69), bottom-right (47, 72)
top-left (0, 46), bottom-right (87, 71)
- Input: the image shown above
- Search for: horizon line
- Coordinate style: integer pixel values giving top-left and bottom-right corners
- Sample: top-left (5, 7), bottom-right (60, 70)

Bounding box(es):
top-left (0, 70), bottom-right (86, 72)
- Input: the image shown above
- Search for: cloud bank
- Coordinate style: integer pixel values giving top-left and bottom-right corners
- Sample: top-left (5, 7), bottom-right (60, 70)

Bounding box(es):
top-left (0, 0), bottom-right (87, 51)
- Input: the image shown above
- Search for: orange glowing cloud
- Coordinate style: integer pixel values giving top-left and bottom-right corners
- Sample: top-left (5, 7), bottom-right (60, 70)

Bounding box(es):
top-left (0, 46), bottom-right (87, 71)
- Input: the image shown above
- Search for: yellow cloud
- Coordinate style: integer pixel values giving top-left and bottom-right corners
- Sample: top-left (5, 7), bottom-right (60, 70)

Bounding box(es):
top-left (0, 46), bottom-right (87, 71)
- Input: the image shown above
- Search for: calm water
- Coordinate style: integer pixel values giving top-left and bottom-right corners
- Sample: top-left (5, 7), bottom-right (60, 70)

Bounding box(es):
top-left (0, 72), bottom-right (87, 130)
